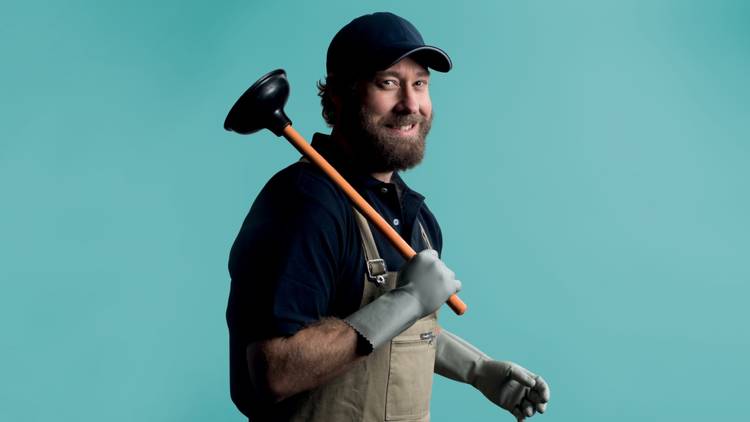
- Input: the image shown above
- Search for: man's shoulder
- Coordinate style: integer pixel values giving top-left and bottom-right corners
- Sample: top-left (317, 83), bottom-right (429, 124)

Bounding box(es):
top-left (231, 160), bottom-right (356, 270)
top-left (259, 160), bottom-right (349, 215)
top-left (267, 159), bottom-right (342, 195)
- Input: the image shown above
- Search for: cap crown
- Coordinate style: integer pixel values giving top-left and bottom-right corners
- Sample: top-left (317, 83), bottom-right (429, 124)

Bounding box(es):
top-left (326, 12), bottom-right (450, 77)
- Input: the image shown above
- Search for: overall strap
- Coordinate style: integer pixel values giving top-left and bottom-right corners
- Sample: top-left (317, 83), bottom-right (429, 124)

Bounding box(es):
top-left (352, 209), bottom-right (388, 286)
top-left (301, 155), bottom-right (389, 282)
top-left (417, 219), bottom-right (433, 250)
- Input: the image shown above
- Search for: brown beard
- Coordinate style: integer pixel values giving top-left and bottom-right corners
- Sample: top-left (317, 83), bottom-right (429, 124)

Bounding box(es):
top-left (339, 103), bottom-right (432, 173)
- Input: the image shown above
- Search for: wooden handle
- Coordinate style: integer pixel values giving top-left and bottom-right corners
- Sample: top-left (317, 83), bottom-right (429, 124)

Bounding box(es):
top-left (282, 125), bottom-right (467, 315)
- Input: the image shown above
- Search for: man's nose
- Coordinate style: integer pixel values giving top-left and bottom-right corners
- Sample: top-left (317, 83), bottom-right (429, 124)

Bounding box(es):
top-left (395, 87), bottom-right (419, 114)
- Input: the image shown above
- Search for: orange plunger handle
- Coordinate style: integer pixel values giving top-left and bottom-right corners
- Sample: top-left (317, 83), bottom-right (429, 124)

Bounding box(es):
top-left (282, 125), bottom-right (467, 315)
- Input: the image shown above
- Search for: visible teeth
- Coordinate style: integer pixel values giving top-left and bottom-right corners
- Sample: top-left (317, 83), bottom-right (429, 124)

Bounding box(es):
top-left (399, 125), bottom-right (413, 130)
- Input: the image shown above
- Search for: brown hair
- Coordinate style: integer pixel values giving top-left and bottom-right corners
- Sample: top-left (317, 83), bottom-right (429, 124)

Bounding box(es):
top-left (316, 76), bottom-right (337, 126)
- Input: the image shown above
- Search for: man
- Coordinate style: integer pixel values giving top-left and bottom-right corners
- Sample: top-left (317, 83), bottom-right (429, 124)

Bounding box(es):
top-left (227, 12), bottom-right (550, 421)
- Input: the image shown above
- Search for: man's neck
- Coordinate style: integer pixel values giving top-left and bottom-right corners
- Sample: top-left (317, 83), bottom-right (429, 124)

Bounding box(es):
top-left (330, 128), bottom-right (394, 183)
top-left (370, 171), bottom-right (393, 183)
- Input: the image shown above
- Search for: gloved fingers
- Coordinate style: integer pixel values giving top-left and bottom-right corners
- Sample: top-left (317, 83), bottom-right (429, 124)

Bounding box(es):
top-left (526, 389), bottom-right (548, 414)
top-left (511, 406), bottom-right (525, 421)
top-left (520, 398), bottom-right (536, 417)
top-left (411, 249), bottom-right (439, 267)
top-left (536, 402), bottom-right (547, 414)
top-left (432, 256), bottom-right (455, 277)
top-left (422, 250), bottom-right (460, 293)
top-left (531, 375), bottom-right (550, 403)
top-left (526, 388), bottom-right (547, 403)
top-left (508, 364), bottom-right (537, 388)
top-left (506, 379), bottom-right (527, 406)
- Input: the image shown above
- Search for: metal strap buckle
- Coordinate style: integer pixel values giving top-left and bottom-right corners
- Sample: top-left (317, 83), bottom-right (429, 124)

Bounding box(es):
top-left (366, 258), bottom-right (387, 285)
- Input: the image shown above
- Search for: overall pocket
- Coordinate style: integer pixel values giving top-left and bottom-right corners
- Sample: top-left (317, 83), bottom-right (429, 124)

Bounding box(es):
top-left (385, 316), bottom-right (437, 421)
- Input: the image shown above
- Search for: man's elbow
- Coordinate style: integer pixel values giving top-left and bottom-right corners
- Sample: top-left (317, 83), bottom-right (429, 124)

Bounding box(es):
top-left (265, 376), bottom-right (294, 403)
top-left (246, 340), bottom-right (293, 403)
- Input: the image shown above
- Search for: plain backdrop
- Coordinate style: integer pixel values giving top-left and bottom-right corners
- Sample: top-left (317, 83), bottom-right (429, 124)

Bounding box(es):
top-left (2, 0), bottom-right (749, 421)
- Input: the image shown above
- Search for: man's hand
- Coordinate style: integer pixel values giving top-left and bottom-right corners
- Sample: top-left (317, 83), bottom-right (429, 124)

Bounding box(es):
top-left (473, 360), bottom-right (550, 421)
top-left (434, 330), bottom-right (550, 420)
top-left (345, 249), bottom-right (461, 351)
top-left (397, 249), bottom-right (462, 316)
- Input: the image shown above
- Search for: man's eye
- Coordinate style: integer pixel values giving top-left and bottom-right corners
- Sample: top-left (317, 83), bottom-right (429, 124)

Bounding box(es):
top-left (380, 80), bottom-right (398, 88)
top-left (415, 80), bottom-right (428, 87)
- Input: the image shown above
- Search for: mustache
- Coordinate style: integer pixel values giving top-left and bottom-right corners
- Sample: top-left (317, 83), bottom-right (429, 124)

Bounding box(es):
top-left (383, 114), bottom-right (424, 127)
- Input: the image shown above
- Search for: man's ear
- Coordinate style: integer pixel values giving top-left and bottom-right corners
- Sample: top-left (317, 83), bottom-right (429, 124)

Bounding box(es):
top-left (330, 80), bottom-right (360, 125)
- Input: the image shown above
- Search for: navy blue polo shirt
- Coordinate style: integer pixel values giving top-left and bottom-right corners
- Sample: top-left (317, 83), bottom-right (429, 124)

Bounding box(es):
top-left (226, 132), bottom-right (443, 416)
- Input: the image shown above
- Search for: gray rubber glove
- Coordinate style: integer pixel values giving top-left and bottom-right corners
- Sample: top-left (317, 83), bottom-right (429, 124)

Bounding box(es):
top-left (435, 330), bottom-right (550, 420)
top-left (345, 249), bottom-right (461, 352)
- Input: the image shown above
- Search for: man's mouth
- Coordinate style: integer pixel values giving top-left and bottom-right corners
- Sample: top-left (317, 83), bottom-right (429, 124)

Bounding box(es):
top-left (385, 123), bottom-right (417, 133)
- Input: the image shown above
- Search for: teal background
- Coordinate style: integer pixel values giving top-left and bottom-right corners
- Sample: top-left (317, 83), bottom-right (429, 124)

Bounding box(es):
top-left (2, 0), bottom-right (748, 420)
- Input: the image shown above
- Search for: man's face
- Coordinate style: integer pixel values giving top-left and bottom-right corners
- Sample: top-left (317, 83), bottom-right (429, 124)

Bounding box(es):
top-left (338, 57), bottom-right (433, 173)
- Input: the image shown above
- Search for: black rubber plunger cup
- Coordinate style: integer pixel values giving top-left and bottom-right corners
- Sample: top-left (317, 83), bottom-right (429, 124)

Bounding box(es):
top-left (224, 69), bottom-right (292, 136)
top-left (222, 69), bottom-right (467, 315)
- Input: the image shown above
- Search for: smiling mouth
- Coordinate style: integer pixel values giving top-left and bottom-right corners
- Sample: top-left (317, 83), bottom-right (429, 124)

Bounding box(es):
top-left (385, 123), bottom-right (416, 132)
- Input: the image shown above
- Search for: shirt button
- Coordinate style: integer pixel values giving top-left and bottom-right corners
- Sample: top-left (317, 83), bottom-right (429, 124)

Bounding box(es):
top-left (393, 218), bottom-right (400, 226)
top-left (380, 187), bottom-right (389, 194)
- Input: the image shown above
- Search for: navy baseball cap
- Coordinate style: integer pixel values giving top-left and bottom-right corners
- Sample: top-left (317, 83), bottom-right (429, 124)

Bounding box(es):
top-left (326, 12), bottom-right (452, 78)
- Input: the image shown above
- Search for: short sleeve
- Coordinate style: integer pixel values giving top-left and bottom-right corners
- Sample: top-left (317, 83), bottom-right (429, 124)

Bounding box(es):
top-left (227, 164), bottom-right (347, 340)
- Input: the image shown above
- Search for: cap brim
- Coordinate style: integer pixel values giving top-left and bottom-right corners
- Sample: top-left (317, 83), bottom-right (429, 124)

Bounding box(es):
top-left (388, 45), bottom-right (452, 72)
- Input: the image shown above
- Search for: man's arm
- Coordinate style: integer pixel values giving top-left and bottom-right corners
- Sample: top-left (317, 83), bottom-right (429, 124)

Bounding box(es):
top-left (246, 317), bottom-right (361, 402)
top-left (247, 249), bottom-right (461, 403)
top-left (435, 330), bottom-right (550, 420)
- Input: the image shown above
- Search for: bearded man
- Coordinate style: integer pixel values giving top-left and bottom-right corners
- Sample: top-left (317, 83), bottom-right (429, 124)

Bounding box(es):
top-left (226, 12), bottom-right (550, 422)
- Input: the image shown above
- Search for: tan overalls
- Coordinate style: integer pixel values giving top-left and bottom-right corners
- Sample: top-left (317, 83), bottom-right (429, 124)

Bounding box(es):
top-left (278, 209), bottom-right (439, 422)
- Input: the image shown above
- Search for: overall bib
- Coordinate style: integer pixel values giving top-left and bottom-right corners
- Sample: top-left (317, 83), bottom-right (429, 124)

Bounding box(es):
top-left (281, 209), bottom-right (439, 422)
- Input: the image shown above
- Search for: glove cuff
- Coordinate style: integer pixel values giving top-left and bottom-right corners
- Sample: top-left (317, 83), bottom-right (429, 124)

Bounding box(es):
top-left (435, 330), bottom-right (490, 386)
top-left (344, 288), bottom-right (422, 354)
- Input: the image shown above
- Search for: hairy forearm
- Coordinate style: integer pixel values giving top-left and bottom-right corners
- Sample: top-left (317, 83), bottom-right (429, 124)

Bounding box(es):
top-left (247, 317), bottom-right (362, 402)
